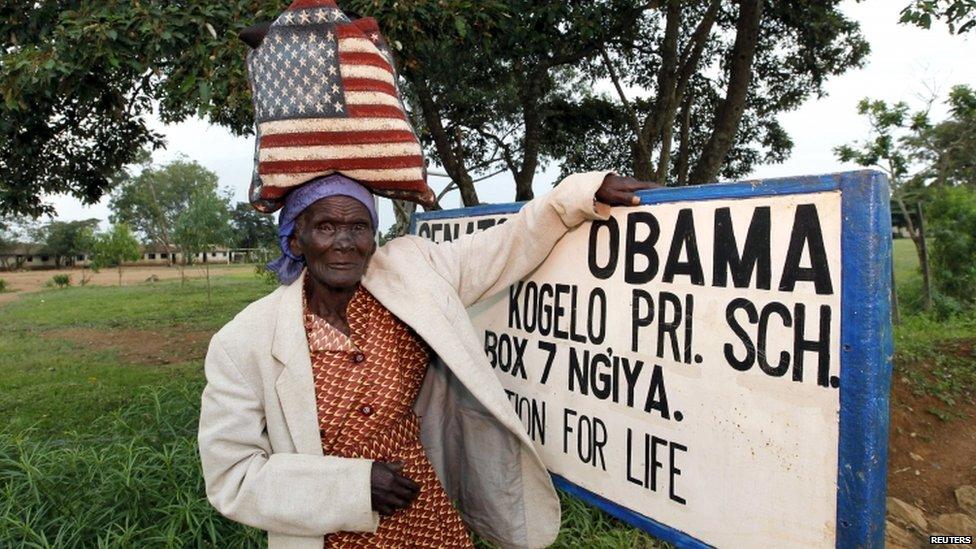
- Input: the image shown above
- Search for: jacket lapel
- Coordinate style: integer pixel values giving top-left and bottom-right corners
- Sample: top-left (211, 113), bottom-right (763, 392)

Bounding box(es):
top-left (363, 266), bottom-right (526, 439)
top-left (271, 272), bottom-right (324, 456)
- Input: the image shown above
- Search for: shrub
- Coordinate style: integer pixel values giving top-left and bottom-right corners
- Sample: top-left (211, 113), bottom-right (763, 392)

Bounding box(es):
top-left (51, 274), bottom-right (71, 288)
top-left (254, 264), bottom-right (278, 286)
top-left (927, 186), bottom-right (976, 307)
top-left (0, 278), bottom-right (6, 292)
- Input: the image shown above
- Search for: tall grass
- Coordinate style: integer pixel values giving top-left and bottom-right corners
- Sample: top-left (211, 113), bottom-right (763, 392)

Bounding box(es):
top-left (0, 382), bottom-right (264, 548)
top-left (0, 379), bottom-right (662, 548)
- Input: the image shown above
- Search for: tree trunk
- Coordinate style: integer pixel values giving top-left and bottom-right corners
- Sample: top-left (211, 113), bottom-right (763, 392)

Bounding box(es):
top-left (676, 91), bottom-right (693, 186)
top-left (514, 76), bottom-right (545, 201)
top-left (891, 192), bottom-right (930, 311)
top-left (392, 199), bottom-right (417, 237)
top-left (915, 202), bottom-right (933, 311)
top-left (891, 253), bottom-right (900, 325)
top-left (689, 0), bottom-right (763, 185)
top-left (411, 77), bottom-right (479, 207)
top-left (117, 265), bottom-right (123, 287)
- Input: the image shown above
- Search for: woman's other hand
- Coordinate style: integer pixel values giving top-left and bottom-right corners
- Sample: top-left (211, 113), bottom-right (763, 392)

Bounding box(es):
top-left (595, 174), bottom-right (661, 206)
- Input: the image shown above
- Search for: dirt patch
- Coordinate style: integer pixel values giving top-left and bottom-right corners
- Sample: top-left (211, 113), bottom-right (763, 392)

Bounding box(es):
top-left (888, 371), bottom-right (976, 515)
top-left (0, 264), bottom-right (255, 305)
top-left (45, 327), bottom-right (214, 366)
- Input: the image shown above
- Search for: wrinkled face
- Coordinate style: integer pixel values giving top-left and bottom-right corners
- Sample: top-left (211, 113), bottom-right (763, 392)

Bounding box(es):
top-left (289, 196), bottom-right (375, 291)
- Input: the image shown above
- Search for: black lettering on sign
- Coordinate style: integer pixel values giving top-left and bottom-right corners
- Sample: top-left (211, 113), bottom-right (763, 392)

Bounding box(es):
top-left (662, 209), bottom-right (704, 285)
top-left (508, 283), bottom-right (522, 330)
top-left (483, 331), bottom-right (528, 379)
top-left (625, 211), bottom-right (660, 284)
top-left (631, 289), bottom-right (654, 353)
top-left (643, 364), bottom-right (671, 419)
top-left (724, 298), bottom-right (758, 371)
top-left (505, 389), bottom-right (546, 444)
top-left (566, 346), bottom-right (647, 410)
top-left (723, 299), bottom-right (836, 388)
top-left (569, 286), bottom-right (588, 344)
top-left (794, 304), bottom-right (833, 387)
top-left (416, 216), bottom-right (506, 243)
top-left (538, 340), bottom-right (557, 384)
top-left (587, 288), bottom-right (607, 344)
top-left (779, 204), bottom-right (833, 295)
top-left (656, 292), bottom-right (682, 362)
top-left (562, 408), bottom-right (607, 470)
top-left (553, 284), bottom-right (571, 340)
top-left (514, 281), bottom-right (608, 341)
top-left (713, 206), bottom-right (772, 290)
top-left (523, 282), bottom-right (537, 332)
top-left (588, 218), bottom-right (619, 279)
top-left (625, 428), bottom-right (688, 505)
top-left (757, 301), bottom-right (792, 377)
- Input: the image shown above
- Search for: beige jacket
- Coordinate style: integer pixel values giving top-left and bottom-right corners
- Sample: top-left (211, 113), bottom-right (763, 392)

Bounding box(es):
top-left (198, 171), bottom-right (612, 549)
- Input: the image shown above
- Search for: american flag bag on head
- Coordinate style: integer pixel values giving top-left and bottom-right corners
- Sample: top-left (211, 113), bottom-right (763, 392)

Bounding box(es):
top-left (242, 0), bottom-right (435, 213)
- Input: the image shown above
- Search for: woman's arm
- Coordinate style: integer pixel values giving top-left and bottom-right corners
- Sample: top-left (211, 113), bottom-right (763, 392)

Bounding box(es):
top-left (408, 171), bottom-right (655, 308)
top-left (197, 336), bottom-right (380, 536)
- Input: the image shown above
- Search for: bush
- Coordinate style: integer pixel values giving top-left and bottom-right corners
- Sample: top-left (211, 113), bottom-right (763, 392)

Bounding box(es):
top-left (51, 274), bottom-right (71, 288)
top-left (927, 186), bottom-right (976, 306)
top-left (898, 276), bottom-right (968, 319)
top-left (0, 278), bottom-right (6, 292)
top-left (254, 264), bottom-right (278, 286)
top-left (0, 382), bottom-right (264, 547)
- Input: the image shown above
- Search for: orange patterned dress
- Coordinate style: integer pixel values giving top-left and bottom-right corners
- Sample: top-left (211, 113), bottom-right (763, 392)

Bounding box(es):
top-left (303, 283), bottom-right (473, 549)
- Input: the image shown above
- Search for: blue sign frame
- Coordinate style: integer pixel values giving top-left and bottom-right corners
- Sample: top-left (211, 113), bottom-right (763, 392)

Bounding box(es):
top-left (411, 171), bottom-right (893, 548)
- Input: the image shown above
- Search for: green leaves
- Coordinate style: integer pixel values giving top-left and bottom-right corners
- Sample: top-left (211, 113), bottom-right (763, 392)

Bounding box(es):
top-left (901, 0), bottom-right (976, 34)
top-left (90, 223), bottom-right (142, 271)
top-left (0, 1), bottom-right (276, 217)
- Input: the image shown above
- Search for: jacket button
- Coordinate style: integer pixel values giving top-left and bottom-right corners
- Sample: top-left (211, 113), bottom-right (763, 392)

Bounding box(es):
top-left (359, 405), bottom-right (373, 416)
top-left (352, 352), bottom-right (365, 363)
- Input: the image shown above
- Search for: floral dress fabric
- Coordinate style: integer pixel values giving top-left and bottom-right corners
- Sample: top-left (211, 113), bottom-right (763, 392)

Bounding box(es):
top-left (303, 284), bottom-right (473, 548)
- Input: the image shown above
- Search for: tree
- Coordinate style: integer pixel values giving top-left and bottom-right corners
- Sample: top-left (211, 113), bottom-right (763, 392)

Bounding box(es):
top-left (89, 223), bottom-right (142, 286)
top-left (926, 186), bottom-right (976, 307)
top-left (0, 215), bottom-right (39, 270)
top-left (555, 0), bottom-right (868, 185)
top-left (229, 201), bottom-right (277, 251)
top-left (0, 2), bottom-right (280, 217)
top-left (173, 189), bottom-right (232, 301)
top-left (110, 157), bottom-right (220, 254)
top-left (901, 0), bottom-right (976, 34)
top-left (834, 85), bottom-right (976, 311)
top-left (3, 0), bottom-right (867, 224)
top-left (350, 0), bottom-right (866, 236)
top-left (38, 218), bottom-right (99, 268)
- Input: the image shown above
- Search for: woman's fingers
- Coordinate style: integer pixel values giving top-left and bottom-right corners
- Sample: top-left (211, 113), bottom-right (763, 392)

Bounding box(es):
top-left (396, 476), bottom-right (420, 496)
top-left (597, 174), bottom-right (660, 206)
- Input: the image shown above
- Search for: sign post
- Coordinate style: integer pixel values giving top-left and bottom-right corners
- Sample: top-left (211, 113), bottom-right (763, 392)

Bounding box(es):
top-left (411, 171), bottom-right (893, 548)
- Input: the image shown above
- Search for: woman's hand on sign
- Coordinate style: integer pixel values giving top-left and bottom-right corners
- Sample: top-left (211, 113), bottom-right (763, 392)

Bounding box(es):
top-left (595, 174), bottom-right (661, 206)
top-left (370, 461), bottom-right (420, 516)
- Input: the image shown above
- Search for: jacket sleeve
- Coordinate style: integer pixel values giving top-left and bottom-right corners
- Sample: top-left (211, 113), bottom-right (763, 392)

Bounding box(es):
top-left (410, 170), bottom-right (613, 308)
top-left (198, 335), bottom-right (380, 537)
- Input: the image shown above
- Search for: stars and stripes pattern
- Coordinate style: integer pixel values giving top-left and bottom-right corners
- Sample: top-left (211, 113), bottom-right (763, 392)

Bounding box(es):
top-left (245, 0), bottom-right (435, 212)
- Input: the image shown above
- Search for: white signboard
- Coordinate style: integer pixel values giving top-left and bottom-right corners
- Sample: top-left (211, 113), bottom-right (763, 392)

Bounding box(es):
top-left (412, 172), bottom-right (892, 548)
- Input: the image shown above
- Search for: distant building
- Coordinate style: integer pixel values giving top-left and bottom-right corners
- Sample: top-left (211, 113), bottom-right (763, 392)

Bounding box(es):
top-left (0, 244), bottom-right (232, 271)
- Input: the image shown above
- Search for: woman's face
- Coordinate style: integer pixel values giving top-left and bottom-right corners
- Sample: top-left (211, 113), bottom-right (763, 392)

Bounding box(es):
top-left (289, 195), bottom-right (375, 291)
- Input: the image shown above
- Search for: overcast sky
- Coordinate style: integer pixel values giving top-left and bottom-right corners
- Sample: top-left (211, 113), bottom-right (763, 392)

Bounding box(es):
top-left (44, 0), bottom-right (976, 232)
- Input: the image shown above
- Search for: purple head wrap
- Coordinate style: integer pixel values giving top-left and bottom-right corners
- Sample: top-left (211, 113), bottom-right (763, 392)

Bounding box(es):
top-left (266, 174), bottom-right (378, 285)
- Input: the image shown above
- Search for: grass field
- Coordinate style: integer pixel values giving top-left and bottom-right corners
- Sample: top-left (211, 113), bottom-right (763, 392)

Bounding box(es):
top-left (1, 243), bottom-right (972, 547)
top-left (0, 272), bottom-right (663, 548)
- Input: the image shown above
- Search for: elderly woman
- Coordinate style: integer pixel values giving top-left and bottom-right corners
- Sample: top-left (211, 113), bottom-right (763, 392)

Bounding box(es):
top-left (197, 2), bottom-right (655, 548)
